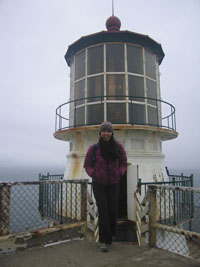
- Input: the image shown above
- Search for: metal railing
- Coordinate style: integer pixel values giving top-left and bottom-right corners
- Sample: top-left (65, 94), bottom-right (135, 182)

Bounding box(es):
top-left (39, 179), bottom-right (88, 225)
top-left (0, 180), bottom-right (88, 236)
top-left (55, 95), bottom-right (176, 132)
top-left (138, 171), bottom-right (193, 196)
top-left (39, 173), bottom-right (64, 181)
top-left (137, 171), bottom-right (194, 226)
top-left (148, 185), bottom-right (200, 261)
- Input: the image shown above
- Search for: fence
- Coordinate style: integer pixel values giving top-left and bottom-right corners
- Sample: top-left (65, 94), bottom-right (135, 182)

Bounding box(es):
top-left (148, 185), bottom-right (200, 261)
top-left (0, 180), bottom-right (88, 236)
top-left (39, 176), bottom-right (99, 242)
top-left (39, 173), bottom-right (64, 181)
top-left (38, 174), bottom-right (99, 241)
top-left (137, 171), bottom-right (193, 196)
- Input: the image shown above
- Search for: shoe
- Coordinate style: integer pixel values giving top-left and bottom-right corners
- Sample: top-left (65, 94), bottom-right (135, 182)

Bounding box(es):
top-left (99, 243), bottom-right (108, 252)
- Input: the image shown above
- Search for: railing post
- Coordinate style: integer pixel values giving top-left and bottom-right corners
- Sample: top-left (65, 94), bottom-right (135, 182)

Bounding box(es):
top-left (149, 186), bottom-right (157, 247)
top-left (60, 182), bottom-right (63, 224)
top-left (171, 106), bottom-right (173, 130)
top-left (138, 178), bottom-right (142, 195)
top-left (80, 181), bottom-right (88, 239)
top-left (190, 174), bottom-right (194, 222)
top-left (174, 111), bottom-right (176, 131)
top-left (189, 174), bottom-right (194, 231)
top-left (80, 182), bottom-right (87, 221)
top-left (55, 109), bottom-right (57, 132)
top-left (0, 184), bottom-right (11, 235)
top-left (165, 166), bottom-right (169, 176)
top-left (172, 177), bottom-right (177, 225)
top-left (38, 174), bottom-right (44, 217)
top-left (59, 107), bottom-right (61, 131)
top-left (74, 100), bottom-right (77, 128)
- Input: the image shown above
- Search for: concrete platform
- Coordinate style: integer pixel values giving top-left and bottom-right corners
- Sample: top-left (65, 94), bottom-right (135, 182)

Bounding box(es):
top-left (0, 240), bottom-right (199, 267)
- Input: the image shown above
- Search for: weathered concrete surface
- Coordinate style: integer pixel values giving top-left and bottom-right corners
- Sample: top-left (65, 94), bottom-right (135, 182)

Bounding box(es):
top-left (0, 240), bottom-right (199, 267)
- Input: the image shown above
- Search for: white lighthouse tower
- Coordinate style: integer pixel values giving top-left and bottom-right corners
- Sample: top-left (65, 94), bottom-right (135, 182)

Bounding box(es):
top-left (54, 15), bottom-right (178, 221)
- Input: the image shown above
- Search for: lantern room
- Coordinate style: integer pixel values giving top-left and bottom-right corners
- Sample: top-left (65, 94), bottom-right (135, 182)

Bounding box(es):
top-left (61, 15), bottom-right (167, 132)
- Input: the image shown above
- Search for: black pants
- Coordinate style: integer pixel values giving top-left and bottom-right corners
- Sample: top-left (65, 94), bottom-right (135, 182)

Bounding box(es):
top-left (92, 182), bottom-right (119, 244)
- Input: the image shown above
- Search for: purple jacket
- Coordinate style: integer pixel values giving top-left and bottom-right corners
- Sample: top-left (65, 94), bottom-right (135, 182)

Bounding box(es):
top-left (84, 143), bottom-right (127, 185)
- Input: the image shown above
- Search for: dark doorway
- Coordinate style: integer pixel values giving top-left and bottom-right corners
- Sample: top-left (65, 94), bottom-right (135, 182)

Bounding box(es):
top-left (118, 171), bottom-right (127, 219)
top-left (116, 171), bottom-right (138, 243)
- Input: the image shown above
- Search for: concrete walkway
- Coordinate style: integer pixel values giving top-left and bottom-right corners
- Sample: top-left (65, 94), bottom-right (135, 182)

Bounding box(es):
top-left (0, 240), bottom-right (199, 267)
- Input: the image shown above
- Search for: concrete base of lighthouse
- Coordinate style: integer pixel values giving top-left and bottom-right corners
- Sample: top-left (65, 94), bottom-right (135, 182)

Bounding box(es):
top-left (54, 125), bottom-right (178, 222)
top-left (59, 127), bottom-right (172, 182)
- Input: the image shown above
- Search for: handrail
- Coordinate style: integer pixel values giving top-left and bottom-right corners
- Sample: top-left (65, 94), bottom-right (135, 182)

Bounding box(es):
top-left (55, 95), bottom-right (176, 132)
top-left (137, 173), bottom-right (193, 195)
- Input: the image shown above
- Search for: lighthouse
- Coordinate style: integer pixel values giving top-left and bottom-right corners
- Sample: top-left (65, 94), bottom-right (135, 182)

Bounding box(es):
top-left (54, 15), bottom-right (178, 221)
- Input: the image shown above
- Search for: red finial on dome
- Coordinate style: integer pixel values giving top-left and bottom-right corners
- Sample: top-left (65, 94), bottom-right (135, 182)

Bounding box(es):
top-left (106, 15), bottom-right (121, 32)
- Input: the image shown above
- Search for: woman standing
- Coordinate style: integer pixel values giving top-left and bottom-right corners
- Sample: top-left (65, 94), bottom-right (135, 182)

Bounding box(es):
top-left (84, 121), bottom-right (127, 252)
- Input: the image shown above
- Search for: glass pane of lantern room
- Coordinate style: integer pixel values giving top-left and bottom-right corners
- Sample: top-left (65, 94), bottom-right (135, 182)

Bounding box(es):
top-left (107, 103), bottom-right (126, 123)
top-left (127, 45), bottom-right (143, 74)
top-left (129, 104), bottom-right (146, 125)
top-left (75, 79), bottom-right (85, 105)
top-left (145, 50), bottom-right (156, 80)
top-left (87, 104), bottom-right (104, 125)
top-left (148, 106), bottom-right (158, 126)
top-left (106, 44), bottom-right (124, 72)
top-left (75, 106), bottom-right (85, 127)
top-left (87, 45), bottom-right (103, 75)
top-left (75, 50), bottom-right (85, 80)
top-left (128, 75), bottom-right (144, 102)
top-left (87, 75), bottom-right (104, 103)
top-left (69, 109), bottom-right (74, 128)
top-left (146, 79), bottom-right (157, 105)
top-left (107, 74), bottom-right (125, 100)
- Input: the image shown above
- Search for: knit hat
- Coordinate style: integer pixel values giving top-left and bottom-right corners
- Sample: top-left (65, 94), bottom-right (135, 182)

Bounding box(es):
top-left (99, 121), bottom-right (114, 133)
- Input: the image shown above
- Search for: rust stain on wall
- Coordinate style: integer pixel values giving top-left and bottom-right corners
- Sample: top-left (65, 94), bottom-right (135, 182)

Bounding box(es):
top-left (71, 156), bottom-right (81, 180)
top-left (76, 132), bottom-right (84, 153)
top-left (72, 153), bottom-right (78, 159)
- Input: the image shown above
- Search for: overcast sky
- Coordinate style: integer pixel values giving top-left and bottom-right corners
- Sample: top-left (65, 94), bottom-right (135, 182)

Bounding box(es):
top-left (0, 0), bottom-right (200, 179)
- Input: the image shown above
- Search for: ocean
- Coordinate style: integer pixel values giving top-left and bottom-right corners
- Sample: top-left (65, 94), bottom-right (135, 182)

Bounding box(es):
top-left (0, 165), bottom-right (65, 182)
top-left (0, 165), bottom-right (65, 233)
top-left (0, 165), bottom-right (199, 185)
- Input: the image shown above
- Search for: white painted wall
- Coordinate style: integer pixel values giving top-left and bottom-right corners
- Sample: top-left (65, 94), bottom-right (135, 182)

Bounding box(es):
top-left (127, 164), bottom-right (138, 221)
top-left (63, 128), bottom-right (169, 222)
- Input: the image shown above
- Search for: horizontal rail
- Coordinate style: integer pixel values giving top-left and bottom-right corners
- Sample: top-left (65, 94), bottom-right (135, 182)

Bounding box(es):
top-left (154, 223), bottom-right (200, 240)
top-left (148, 184), bottom-right (200, 193)
top-left (138, 171), bottom-right (193, 195)
top-left (0, 179), bottom-right (89, 187)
